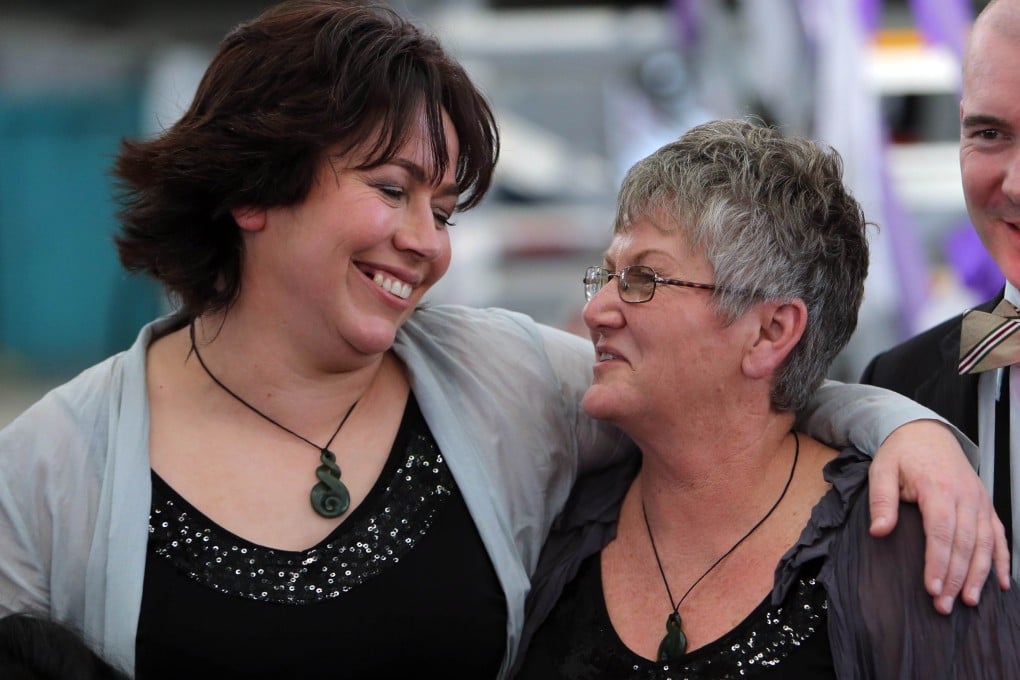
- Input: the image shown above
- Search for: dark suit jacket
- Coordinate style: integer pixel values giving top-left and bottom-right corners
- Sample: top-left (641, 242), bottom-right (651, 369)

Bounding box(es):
top-left (859, 297), bottom-right (1000, 446)
top-left (861, 296), bottom-right (1014, 544)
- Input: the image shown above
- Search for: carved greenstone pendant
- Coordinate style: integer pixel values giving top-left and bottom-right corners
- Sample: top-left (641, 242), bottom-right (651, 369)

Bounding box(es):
top-left (657, 612), bottom-right (687, 663)
top-left (310, 448), bottom-right (351, 518)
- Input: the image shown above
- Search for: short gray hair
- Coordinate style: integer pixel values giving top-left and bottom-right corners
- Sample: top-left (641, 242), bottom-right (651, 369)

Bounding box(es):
top-left (614, 118), bottom-right (869, 411)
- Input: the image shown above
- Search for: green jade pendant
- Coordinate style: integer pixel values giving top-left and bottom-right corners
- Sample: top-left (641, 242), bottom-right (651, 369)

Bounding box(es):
top-left (310, 448), bottom-right (351, 518)
top-left (657, 612), bottom-right (687, 663)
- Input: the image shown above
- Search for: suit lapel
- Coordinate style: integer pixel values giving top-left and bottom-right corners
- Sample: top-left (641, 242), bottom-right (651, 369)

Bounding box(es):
top-left (913, 297), bottom-right (1002, 443)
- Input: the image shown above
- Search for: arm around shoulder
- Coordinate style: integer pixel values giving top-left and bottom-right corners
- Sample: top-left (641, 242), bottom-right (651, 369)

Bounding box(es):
top-left (798, 379), bottom-right (976, 461)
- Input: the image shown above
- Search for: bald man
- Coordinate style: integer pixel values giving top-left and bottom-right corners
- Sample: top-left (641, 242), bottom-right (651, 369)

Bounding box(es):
top-left (863, 0), bottom-right (1020, 586)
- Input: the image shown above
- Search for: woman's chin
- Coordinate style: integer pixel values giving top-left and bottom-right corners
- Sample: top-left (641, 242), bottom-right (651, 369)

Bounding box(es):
top-left (581, 386), bottom-right (624, 424)
top-left (344, 322), bottom-right (400, 357)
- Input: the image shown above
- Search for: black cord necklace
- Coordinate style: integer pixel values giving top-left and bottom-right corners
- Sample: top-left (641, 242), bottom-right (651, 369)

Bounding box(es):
top-left (641, 430), bottom-right (799, 663)
top-left (189, 320), bottom-right (358, 519)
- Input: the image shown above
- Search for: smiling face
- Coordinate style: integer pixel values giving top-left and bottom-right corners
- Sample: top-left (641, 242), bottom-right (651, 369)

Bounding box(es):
top-left (235, 110), bottom-right (459, 360)
top-left (960, 5), bottom-right (1020, 286)
top-left (580, 218), bottom-right (752, 435)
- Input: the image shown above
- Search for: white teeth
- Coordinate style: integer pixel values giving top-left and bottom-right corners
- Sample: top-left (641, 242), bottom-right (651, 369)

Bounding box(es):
top-left (372, 272), bottom-right (412, 300)
top-left (599, 352), bottom-right (618, 361)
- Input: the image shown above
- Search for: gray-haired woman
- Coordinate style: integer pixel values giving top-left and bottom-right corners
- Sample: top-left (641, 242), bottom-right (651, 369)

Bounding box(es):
top-left (519, 119), bottom-right (1020, 678)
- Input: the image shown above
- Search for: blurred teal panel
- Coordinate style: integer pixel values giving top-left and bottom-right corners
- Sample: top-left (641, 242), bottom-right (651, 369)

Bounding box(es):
top-left (0, 87), bottom-right (162, 376)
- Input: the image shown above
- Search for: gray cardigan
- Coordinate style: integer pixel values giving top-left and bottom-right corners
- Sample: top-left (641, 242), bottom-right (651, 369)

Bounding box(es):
top-left (0, 304), bottom-right (969, 677)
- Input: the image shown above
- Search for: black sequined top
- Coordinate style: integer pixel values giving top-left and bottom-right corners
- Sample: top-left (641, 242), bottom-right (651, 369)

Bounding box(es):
top-left (518, 553), bottom-right (834, 679)
top-left (134, 395), bottom-right (507, 678)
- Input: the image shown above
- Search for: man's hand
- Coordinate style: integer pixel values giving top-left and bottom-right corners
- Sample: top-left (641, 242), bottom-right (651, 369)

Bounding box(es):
top-left (869, 420), bottom-right (1010, 614)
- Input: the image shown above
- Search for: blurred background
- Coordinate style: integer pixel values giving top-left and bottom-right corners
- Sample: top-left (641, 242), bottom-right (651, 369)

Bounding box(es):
top-left (0, 0), bottom-right (999, 426)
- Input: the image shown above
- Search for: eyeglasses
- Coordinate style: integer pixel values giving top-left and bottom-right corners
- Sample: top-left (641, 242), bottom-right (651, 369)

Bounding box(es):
top-left (583, 265), bottom-right (718, 303)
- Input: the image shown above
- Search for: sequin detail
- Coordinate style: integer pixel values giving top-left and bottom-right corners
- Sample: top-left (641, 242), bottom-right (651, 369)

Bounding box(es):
top-left (148, 431), bottom-right (452, 605)
top-left (522, 551), bottom-right (830, 680)
top-left (634, 575), bottom-right (826, 679)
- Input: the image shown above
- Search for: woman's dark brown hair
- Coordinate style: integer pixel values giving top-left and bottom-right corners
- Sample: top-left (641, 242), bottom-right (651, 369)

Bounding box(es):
top-left (0, 613), bottom-right (130, 680)
top-left (114, 0), bottom-right (499, 317)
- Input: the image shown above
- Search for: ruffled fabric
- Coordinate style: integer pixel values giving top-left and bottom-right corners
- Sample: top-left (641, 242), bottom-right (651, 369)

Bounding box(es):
top-left (773, 447), bottom-right (871, 604)
top-left (776, 446), bottom-right (1020, 679)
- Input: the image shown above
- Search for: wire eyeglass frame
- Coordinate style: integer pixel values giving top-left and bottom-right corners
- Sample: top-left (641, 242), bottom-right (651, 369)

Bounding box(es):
top-left (583, 264), bottom-right (718, 303)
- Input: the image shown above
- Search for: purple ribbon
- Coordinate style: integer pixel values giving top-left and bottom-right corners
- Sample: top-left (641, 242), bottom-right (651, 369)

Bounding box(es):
top-left (908, 0), bottom-right (973, 61)
top-left (857, 0), bottom-right (882, 35)
top-left (668, 0), bottom-right (702, 55)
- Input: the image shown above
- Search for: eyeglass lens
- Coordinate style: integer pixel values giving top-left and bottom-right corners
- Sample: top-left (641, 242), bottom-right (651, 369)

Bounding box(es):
top-left (620, 266), bottom-right (655, 302)
top-left (584, 265), bottom-right (658, 302)
top-left (583, 266), bottom-right (606, 301)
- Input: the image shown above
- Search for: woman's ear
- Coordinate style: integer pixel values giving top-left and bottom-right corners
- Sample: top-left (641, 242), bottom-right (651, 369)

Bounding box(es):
top-left (741, 299), bottom-right (807, 380)
top-left (231, 206), bottom-right (267, 232)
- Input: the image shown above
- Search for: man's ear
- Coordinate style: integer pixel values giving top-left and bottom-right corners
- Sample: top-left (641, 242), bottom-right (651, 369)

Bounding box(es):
top-left (741, 299), bottom-right (807, 380)
top-left (231, 206), bottom-right (267, 232)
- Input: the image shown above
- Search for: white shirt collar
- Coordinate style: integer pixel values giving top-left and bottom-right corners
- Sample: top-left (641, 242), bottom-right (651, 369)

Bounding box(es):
top-left (1005, 281), bottom-right (1019, 308)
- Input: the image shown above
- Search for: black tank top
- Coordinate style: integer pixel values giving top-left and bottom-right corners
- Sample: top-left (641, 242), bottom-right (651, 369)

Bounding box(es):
top-left (135, 394), bottom-right (506, 678)
top-left (518, 551), bottom-right (835, 679)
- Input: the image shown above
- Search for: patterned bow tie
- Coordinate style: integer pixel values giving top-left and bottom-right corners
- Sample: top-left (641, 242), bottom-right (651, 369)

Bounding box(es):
top-left (959, 299), bottom-right (1020, 374)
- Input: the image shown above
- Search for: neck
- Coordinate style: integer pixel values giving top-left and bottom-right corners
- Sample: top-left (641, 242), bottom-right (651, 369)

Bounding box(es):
top-left (202, 289), bottom-right (388, 372)
top-left (186, 312), bottom-right (388, 433)
top-left (637, 396), bottom-right (794, 483)
top-left (635, 412), bottom-right (798, 548)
